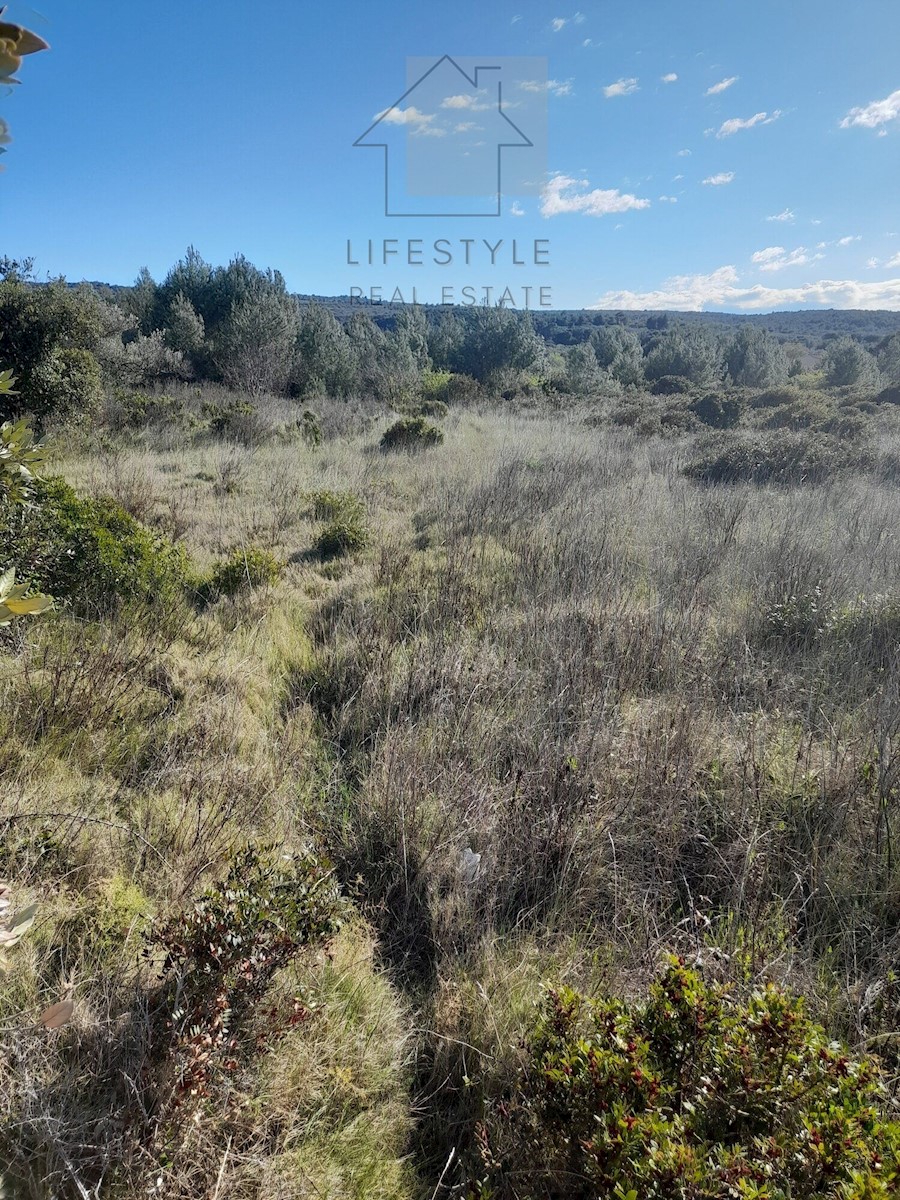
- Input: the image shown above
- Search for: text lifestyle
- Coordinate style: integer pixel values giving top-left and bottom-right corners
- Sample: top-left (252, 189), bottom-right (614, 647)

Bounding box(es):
top-left (347, 238), bottom-right (552, 307)
top-left (346, 238), bottom-right (551, 267)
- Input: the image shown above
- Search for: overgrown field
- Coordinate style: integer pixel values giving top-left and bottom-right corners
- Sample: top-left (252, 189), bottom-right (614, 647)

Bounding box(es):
top-left (2, 381), bottom-right (900, 1198)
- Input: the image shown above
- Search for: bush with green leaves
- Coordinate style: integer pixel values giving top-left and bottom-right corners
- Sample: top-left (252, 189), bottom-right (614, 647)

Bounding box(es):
top-left (380, 415), bottom-right (444, 452)
top-left (206, 545), bottom-right (284, 598)
top-left (750, 385), bottom-right (805, 409)
top-left (651, 374), bottom-right (694, 397)
top-left (3, 476), bottom-right (190, 615)
top-left (105, 389), bottom-right (185, 433)
top-left (472, 959), bottom-right (900, 1200)
top-left (822, 337), bottom-right (881, 389)
top-left (685, 432), bottom-right (871, 486)
top-left (298, 407), bottom-right (323, 447)
top-left (309, 492), bottom-right (369, 559)
top-left (148, 845), bottom-right (342, 1105)
top-left (1, 376), bottom-right (53, 626)
top-left (315, 514), bottom-right (369, 560)
top-left (0, 280), bottom-right (104, 427)
top-left (690, 392), bottom-right (743, 429)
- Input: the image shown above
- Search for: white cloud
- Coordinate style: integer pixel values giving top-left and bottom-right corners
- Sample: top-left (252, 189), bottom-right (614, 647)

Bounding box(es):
top-left (440, 94), bottom-right (490, 111)
top-left (887, 253), bottom-right (900, 268)
top-left (453, 122), bottom-right (479, 133)
top-left (752, 246), bottom-right (786, 264)
top-left (540, 173), bottom-right (651, 217)
top-left (510, 201), bottom-right (526, 217)
top-left (604, 77), bottom-right (639, 98)
top-left (706, 76), bottom-right (739, 96)
top-left (591, 265), bottom-right (900, 311)
top-left (551, 17), bottom-right (567, 31)
top-left (837, 235), bottom-right (862, 246)
top-left (841, 89), bottom-right (900, 130)
top-left (662, 73), bottom-right (678, 84)
top-left (867, 258), bottom-right (880, 269)
top-left (751, 245), bottom-right (819, 272)
top-left (767, 208), bottom-right (795, 222)
top-left (511, 14), bottom-right (522, 23)
top-left (375, 105), bottom-right (436, 128)
top-left (702, 171), bottom-right (735, 186)
top-left (659, 195), bottom-right (678, 203)
top-left (520, 79), bottom-right (573, 97)
top-left (716, 110), bottom-right (782, 138)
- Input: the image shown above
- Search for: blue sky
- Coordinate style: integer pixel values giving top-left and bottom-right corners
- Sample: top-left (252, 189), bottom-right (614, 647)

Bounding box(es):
top-left (1, 0), bottom-right (899, 310)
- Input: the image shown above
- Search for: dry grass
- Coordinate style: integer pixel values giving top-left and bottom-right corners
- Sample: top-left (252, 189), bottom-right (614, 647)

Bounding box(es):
top-left (2, 399), bottom-right (900, 1195)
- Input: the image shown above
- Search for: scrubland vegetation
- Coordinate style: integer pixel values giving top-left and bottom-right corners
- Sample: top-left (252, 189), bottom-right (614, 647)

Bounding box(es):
top-left (2, 251), bottom-right (900, 1197)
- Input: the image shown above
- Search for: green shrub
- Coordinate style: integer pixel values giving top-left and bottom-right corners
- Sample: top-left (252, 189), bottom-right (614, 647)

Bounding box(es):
top-left (315, 514), bottom-right (369, 560)
top-left (380, 415), bottom-right (444, 452)
top-left (3, 476), bottom-right (190, 614)
top-left (659, 401), bottom-right (701, 432)
top-left (685, 432), bottom-right (871, 486)
top-left (202, 398), bottom-right (253, 436)
top-left (690, 392), bottom-right (743, 429)
top-left (418, 398), bottom-right (449, 421)
top-left (150, 845), bottom-right (342, 1105)
top-left (309, 489), bottom-right (364, 522)
top-left (472, 959), bottom-right (900, 1200)
top-left (27, 347), bottom-right (103, 427)
top-left (650, 374), bottom-right (694, 397)
top-left (207, 546), bottom-right (284, 597)
top-left (751, 385), bottom-right (805, 409)
top-left (299, 408), bottom-right (322, 448)
top-left (762, 396), bottom-right (831, 430)
top-left (106, 389), bottom-right (185, 432)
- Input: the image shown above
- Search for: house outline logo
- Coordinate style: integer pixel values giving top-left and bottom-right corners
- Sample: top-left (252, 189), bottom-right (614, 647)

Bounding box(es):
top-left (353, 55), bottom-right (535, 218)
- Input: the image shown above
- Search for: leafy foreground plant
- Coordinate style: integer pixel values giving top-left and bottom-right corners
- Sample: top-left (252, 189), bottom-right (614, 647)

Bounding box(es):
top-left (471, 959), bottom-right (900, 1200)
top-left (148, 845), bottom-right (342, 1109)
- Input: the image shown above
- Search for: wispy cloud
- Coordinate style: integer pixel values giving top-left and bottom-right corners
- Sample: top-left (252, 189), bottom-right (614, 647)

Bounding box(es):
top-left (510, 201), bottom-right (526, 217)
top-left (440, 94), bottom-right (490, 112)
top-left (706, 76), bottom-right (739, 96)
top-left (716, 110), bottom-right (782, 138)
top-left (659, 195), bottom-right (678, 203)
top-left (677, 148), bottom-right (692, 157)
top-left (661, 73), bottom-right (678, 84)
top-left (767, 208), bottom-right (796, 222)
top-left (551, 14), bottom-right (585, 32)
top-left (591, 265), bottom-right (900, 311)
top-left (702, 171), bottom-right (735, 186)
top-left (541, 173), bottom-right (651, 217)
top-left (841, 89), bottom-right (900, 130)
top-left (751, 245), bottom-right (820, 272)
top-left (604, 77), bottom-right (639, 98)
top-left (837, 235), bottom-right (862, 246)
top-left (887, 253), bottom-right (900, 268)
top-left (375, 105), bottom-right (436, 128)
top-left (520, 79), bottom-right (573, 97)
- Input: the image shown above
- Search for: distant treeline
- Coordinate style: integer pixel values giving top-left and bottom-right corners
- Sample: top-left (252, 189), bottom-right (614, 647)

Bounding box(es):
top-left (2, 248), bottom-right (900, 428)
